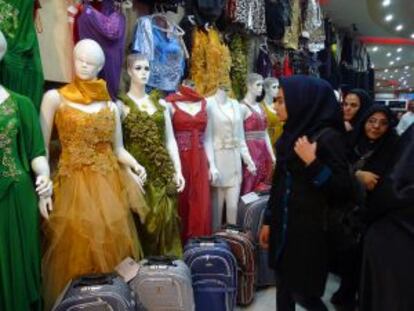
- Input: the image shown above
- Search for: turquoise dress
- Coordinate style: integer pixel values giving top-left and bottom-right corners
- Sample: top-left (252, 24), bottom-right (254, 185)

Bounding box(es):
top-left (0, 90), bottom-right (45, 311)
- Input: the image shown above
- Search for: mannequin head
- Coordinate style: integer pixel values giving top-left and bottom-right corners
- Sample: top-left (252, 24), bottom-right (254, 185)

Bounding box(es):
top-left (264, 77), bottom-right (279, 99)
top-left (162, 4), bottom-right (185, 25)
top-left (0, 31), bottom-right (7, 62)
top-left (246, 73), bottom-right (264, 97)
top-left (73, 39), bottom-right (105, 81)
top-left (127, 54), bottom-right (150, 86)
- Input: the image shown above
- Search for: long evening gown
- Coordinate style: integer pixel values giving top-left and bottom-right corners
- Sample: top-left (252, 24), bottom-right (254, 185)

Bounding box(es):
top-left (42, 103), bottom-right (148, 310)
top-left (0, 91), bottom-right (44, 311)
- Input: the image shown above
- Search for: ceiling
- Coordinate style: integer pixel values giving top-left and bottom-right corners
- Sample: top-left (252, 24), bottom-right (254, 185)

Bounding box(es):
top-left (321, 0), bottom-right (414, 94)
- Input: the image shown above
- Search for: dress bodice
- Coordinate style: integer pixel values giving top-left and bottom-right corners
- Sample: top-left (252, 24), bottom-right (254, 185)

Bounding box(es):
top-left (262, 102), bottom-right (283, 145)
top-left (243, 103), bottom-right (268, 132)
top-left (55, 103), bottom-right (118, 176)
top-left (0, 96), bottom-right (22, 180)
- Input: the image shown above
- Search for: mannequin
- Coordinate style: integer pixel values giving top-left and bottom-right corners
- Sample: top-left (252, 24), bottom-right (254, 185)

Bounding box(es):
top-left (263, 77), bottom-right (284, 146)
top-left (240, 73), bottom-right (276, 194)
top-left (164, 81), bottom-right (216, 242)
top-left (207, 86), bottom-right (256, 229)
top-left (40, 39), bottom-right (149, 310)
top-left (118, 53), bottom-right (184, 257)
top-left (0, 30), bottom-right (53, 311)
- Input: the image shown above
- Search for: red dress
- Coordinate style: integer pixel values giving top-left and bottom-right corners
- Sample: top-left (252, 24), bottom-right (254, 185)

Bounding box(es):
top-left (171, 100), bottom-right (211, 243)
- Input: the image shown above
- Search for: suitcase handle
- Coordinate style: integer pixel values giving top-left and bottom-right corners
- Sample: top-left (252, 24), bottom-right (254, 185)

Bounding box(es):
top-left (145, 256), bottom-right (177, 266)
top-left (222, 224), bottom-right (244, 232)
top-left (74, 273), bottom-right (115, 287)
top-left (191, 236), bottom-right (223, 244)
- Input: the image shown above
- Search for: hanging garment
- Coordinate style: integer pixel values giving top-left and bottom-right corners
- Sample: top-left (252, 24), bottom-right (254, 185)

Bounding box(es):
top-left (132, 14), bottom-right (185, 92)
top-left (36, 0), bottom-right (74, 83)
top-left (262, 102), bottom-right (284, 146)
top-left (77, 2), bottom-right (126, 100)
top-left (167, 87), bottom-right (211, 243)
top-left (0, 91), bottom-right (44, 311)
top-left (265, 0), bottom-right (291, 40)
top-left (233, 0), bottom-right (266, 35)
top-left (229, 33), bottom-right (248, 100)
top-left (0, 0), bottom-right (44, 110)
top-left (42, 98), bottom-right (148, 310)
top-left (302, 0), bottom-right (325, 53)
top-left (185, 0), bottom-right (226, 26)
top-left (241, 103), bottom-right (273, 195)
top-left (282, 0), bottom-right (301, 50)
top-left (190, 27), bottom-right (232, 96)
top-left (120, 93), bottom-right (182, 257)
top-left (256, 48), bottom-right (273, 78)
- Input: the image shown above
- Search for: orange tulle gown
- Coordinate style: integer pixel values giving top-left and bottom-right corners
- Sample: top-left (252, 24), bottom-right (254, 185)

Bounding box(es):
top-left (42, 103), bottom-right (148, 310)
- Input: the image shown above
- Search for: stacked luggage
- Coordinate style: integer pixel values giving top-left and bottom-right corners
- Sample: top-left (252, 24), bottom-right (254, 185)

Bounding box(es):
top-left (52, 194), bottom-right (273, 311)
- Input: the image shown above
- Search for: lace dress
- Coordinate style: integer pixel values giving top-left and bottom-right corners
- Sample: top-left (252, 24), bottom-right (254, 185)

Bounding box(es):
top-left (42, 103), bottom-right (148, 310)
top-left (121, 94), bottom-right (182, 257)
top-left (0, 91), bottom-right (44, 311)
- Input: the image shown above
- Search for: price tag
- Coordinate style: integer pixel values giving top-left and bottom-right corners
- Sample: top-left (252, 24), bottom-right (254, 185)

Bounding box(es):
top-left (241, 192), bottom-right (260, 205)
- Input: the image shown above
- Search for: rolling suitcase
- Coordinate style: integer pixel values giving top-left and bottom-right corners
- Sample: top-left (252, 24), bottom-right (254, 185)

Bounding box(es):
top-left (214, 225), bottom-right (256, 305)
top-left (130, 256), bottom-right (195, 311)
top-left (53, 273), bottom-right (143, 311)
top-left (237, 194), bottom-right (276, 287)
top-left (184, 237), bottom-right (238, 311)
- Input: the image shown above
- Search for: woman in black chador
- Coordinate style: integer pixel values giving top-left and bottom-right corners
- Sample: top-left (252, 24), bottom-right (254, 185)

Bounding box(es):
top-left (360, 124), bottom-right (414, 311)
top-left (259, 75), bottom-right (352, 311)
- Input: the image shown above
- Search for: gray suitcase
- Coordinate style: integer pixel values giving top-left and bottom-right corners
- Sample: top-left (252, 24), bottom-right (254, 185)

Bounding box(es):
top-left (237, 194), bottom-right (276, 287)
top-left (130, 256), bottom-right (195, 311)
top-left (53, 273), bottom-right (143, 311)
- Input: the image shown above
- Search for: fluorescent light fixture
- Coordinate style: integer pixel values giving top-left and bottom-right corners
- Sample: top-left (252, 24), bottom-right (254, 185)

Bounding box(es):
top-left (396, 24), bottom-right (404, 31)
top-left (386, 52), bottom-right (392, 57)
top-left (372, 46), bottom-right (379, 52)
top-left (390, 75), bottom-right (394, 78)
top-left (397, 47), bottom-right (403, 53)
top-left (405, 66), bottom-right (410, 70)
top-left (396, 57), bottom-right (401, 61)
top-left (385, 14), bottom-right (393, 22)
top-left (395, 69), bottom-right (399, 73)
top-left (390, 61), bottom-right (395, 65)
top-left (384, 69), bottom-right (389, 73)
top-left (411, 33), bottom-right (414, 39)
top-left (382, 0), bottom-right (391, 7)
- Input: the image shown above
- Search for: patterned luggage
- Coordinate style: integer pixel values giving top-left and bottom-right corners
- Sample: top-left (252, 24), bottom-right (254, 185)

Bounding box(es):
top-left (237, 194), bottom-right (276, 287)
top-left (214, 225), bottom-right (256, 305)
top-left (53, 273), bottom-right (143, 311)
top-left (130, 256), bottom-right (195, 311)
top-left (184, 237), bottom-right (238, 311)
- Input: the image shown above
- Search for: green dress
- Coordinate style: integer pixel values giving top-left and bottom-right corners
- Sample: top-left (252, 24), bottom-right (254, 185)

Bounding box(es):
top-left (0, 90), bottom-right (45, 311)
top-left (121, 93), bottom-right (182, 257)
top-left (0, 0), bottom-right (44, 110)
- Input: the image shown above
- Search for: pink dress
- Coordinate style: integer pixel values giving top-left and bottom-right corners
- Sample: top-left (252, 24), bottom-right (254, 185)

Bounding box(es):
top-left (241, 103), bottom-right (273, 194)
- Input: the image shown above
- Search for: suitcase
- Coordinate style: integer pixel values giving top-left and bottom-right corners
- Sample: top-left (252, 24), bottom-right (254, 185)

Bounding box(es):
top-left (53, 273), bottom-right (143, 311)
top-left (184, 237), bottom-right (238, 311)
top-left (237, 194), bottom-right (276, 287)
top-left (214, 225), bottom-right (256, 306)
top-left (130, 256), bottom-right (195, 311)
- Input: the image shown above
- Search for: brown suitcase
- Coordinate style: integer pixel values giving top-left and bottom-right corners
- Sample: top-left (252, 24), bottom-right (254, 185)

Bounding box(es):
top-left (214, 225), bottom-right (256, 306)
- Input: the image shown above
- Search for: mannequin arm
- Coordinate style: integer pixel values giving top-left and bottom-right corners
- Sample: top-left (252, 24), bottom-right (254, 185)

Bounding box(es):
top-left (204, 102), bottom-right (219, 183)
top-left (237, 108), bottom-right (256, 173)
top-left (31, 155), bottom-right (53, 219)
top-left (40, 90), bottom-right (61, 158)
top-left (265, 131), bottom-right (276, 164)
top-left (111, 103), bottom-right (147, 182)
top-left (163, 103), bottom-right (185, 192)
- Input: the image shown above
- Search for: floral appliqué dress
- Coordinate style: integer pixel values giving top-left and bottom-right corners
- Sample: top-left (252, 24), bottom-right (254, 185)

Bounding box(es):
top-left (0, 92), bottom-right (44, 311)
top-left (42, 103), bottom-right (148, 309)
top-left (121, 94), bottom-right (182, 257)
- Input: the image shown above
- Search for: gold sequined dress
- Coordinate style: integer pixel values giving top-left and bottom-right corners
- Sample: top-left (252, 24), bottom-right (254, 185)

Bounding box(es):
top-left (42, 103), bottom-right (148, 310)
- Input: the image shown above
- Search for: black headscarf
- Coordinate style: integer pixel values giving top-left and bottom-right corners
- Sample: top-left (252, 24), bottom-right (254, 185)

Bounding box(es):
top-left (276, 75), bottom-right (344, 164)
top-left (345, 88), bottom-right (373, 128)
top-left (350, 104), bottom-right (398, 175)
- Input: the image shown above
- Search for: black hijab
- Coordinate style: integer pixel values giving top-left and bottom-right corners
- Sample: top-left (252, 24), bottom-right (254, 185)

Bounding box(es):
top-left (345, 88), bottom-right (373, 128)
top-left (276, 75), bottom-right (344, 165)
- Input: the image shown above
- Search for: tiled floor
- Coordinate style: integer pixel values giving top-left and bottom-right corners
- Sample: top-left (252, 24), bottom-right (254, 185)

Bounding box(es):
top-left (236, 274), bottom-right (346, 311)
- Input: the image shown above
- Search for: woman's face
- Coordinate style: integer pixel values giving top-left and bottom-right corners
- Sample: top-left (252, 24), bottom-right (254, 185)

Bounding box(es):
top-left (343, 94), bottom-right (361, 122)
top-left (365, 111), bottom-right (389, 141)
top-left (128, 59), bottom-right (150, 86)
top-left (274, 88), bottom-right (288, 122)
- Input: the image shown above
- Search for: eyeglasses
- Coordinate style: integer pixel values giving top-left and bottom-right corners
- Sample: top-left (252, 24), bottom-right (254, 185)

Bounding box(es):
top-left (367, 117), bottom-right (389, 127)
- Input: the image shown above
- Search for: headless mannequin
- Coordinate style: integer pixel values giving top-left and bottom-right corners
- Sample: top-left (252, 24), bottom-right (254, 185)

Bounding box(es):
top-left (240, 75), bottom-right (276, 163)
top-left (164, 81), bottom-right (218, 181)
top-left (207, 87), bottom-right (256, 228)
top-left (0, 31), bottom-right (53, 218)
top-left (40, 39), bottom-right (147, 211)
top-left (118, 55), bottom-right (185, 191)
